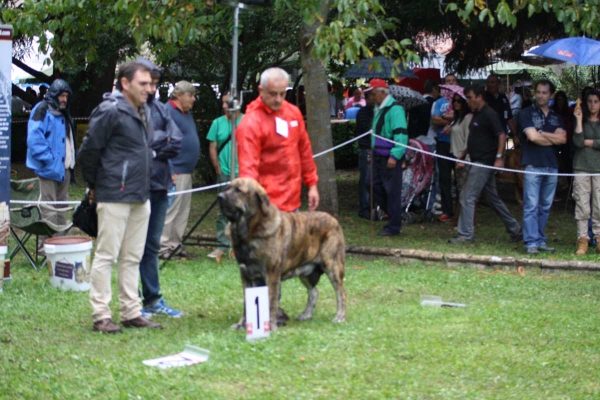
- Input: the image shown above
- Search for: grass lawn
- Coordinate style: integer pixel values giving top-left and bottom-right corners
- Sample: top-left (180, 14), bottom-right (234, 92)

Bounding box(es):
top-left (3, 166), bottom-right (599, 398)
top-left (2, 257), bottom-right (600, 399)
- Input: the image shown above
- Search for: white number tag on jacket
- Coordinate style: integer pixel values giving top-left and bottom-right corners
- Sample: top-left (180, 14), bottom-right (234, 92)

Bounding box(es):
top-left (275, 117), bottom-right (289, 138)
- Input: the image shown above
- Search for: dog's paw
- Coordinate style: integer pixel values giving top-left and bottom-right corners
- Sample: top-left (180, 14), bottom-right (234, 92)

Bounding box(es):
top-left (332, 316), bottom-right (346, 323)
top-left (231, 322), bottom-right (245, 330)
top-left (296, 313), bottom-right (313, 321)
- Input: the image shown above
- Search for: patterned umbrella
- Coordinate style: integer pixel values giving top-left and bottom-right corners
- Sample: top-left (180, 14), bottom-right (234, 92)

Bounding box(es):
top-left (389, 85), bottom-right (427, 111)
top-left (344, 56), bottom-right (416, 79)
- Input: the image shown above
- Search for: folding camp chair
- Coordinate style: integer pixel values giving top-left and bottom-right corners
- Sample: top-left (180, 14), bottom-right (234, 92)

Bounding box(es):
top-left (9, 178), bottom-right (73, 269)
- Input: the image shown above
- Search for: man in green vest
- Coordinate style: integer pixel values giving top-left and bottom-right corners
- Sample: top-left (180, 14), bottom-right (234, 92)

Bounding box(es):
top-left (207, 93), bottom-right (242, 259)
top-left (369, 78), bottom-right (409, 237)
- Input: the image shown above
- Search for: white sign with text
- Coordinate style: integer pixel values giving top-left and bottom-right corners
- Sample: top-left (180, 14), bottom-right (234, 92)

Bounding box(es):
top-left (245, 286), bottom-right (270, 341)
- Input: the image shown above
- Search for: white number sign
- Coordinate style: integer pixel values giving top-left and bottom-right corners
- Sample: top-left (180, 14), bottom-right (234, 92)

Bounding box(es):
top-left (245, 286), bottom-right (270, 341)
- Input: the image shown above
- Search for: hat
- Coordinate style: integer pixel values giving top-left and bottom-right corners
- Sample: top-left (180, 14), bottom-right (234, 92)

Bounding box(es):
top-left (364, 78), bottom-right (388, 92)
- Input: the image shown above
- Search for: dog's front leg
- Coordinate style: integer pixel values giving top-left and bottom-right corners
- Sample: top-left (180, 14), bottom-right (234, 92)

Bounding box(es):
top-left (231, 267), bottom-right (248, 330)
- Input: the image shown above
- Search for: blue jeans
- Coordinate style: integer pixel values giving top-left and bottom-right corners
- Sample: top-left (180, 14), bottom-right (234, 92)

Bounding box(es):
top-left (358, 148), bottom-right (371, 218)
top-left (139, 190), bottom-right (169, 307)
top-left (522, 166), bottom-right (558, 249)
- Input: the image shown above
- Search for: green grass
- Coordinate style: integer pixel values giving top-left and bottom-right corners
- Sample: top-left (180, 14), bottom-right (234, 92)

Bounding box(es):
top-left (4, 166), bottom-right (599, 398)
top-left (2, 257), bottom-right (600, 399)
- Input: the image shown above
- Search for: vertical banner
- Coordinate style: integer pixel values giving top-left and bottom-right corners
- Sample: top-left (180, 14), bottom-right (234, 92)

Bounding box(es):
top-left (0, 25), bottom-right (12, 242)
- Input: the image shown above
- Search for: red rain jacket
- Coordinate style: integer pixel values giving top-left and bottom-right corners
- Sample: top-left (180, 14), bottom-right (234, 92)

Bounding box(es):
top-left (236, 97), bottom-right (318, 212)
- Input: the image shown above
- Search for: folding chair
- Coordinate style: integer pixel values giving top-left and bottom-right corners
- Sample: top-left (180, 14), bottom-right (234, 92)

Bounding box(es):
top-left (9, 178), bottom-right (73, 269)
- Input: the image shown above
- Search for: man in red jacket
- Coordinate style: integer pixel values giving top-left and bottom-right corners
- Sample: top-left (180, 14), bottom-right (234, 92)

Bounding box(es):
top-left (236, 67), bottom-right (319, 212)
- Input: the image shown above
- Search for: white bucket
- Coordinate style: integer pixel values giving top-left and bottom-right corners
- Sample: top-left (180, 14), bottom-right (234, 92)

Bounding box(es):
top-left (44, 237), bottom-right (93, 292)
top-left (0, 242), bottom-right (6, 294)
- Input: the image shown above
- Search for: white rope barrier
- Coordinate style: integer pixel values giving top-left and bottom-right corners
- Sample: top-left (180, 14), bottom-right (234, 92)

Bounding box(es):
top-left (373, 133), bottom-right (600, 177)
top-left (10, 127), bottom-right (599, 206)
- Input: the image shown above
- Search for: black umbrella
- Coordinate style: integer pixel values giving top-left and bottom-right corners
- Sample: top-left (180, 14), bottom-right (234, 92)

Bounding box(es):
top-left (345, 56), bottom-right (416, 79)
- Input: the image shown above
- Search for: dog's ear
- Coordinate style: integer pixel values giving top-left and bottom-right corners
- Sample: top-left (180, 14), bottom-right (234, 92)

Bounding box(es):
top-left (255, 191), bottom-right (272, 216)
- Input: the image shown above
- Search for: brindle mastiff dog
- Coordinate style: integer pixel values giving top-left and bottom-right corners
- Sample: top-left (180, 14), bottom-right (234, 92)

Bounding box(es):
top-left (218, 178), bottom-right (347, 331)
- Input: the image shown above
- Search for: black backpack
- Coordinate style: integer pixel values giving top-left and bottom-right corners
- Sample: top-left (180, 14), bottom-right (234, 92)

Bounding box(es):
top-left (407, 96), bottom-right (435, 139)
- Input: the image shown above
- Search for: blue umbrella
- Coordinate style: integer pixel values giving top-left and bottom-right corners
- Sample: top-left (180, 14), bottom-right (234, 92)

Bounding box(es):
top-left (529, 37), bottom-right (600, 65)
top-left (529, 37), bottom-right (600, 94)
top-left (344, 56), bottom-right (416, 79)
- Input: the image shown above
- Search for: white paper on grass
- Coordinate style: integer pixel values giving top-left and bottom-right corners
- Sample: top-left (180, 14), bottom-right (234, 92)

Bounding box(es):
top-left (142, 345), bottom-right (210, 369)
top-left (420, 294), bottom-right (466, 308)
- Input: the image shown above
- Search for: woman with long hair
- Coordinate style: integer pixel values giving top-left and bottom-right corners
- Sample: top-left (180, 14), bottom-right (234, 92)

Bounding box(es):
top-left (449, 94), bottom-right (473, 219)
top-left (572, 89), bottom-right (600, 254)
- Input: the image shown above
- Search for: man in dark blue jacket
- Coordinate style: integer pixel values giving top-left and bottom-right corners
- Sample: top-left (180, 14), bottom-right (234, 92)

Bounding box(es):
top-left (135, 58), bottom-right (183, 318)
top-left (26, 79), bottom-right (75, 230)
top-left (79, 61), bottom-right (162, 334)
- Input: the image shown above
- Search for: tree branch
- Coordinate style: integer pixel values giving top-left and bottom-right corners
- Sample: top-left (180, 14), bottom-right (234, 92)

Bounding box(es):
top-left (12, 57), bottom-right (53, 84)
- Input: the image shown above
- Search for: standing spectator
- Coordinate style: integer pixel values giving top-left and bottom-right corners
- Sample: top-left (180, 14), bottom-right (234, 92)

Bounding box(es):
top-left (572, 90), bottom-right (600, 255)
top-left (236, 67), bottom-right (319, 213)
top-left (346, 87), bottom-right (366, 109)
top-left (355, 88), bottom-right (376, 220)
top-left (449, 85), bottom-right (522, 244)
top-left (328, 83), bottom-right (344, 118)
top-left (37, 85), bottom-right (48, 104)
top-left (135, 58), bottom-right (184, 318)
top-left (518, 80), bottom-right (566, 255)
top-left (369, 78), bottom-right (408, 237)
top-left (410, 79), bottom-right (438, 144)
top-left (444, 73), bottom-right (458, 85)
top-left (510, 85), bottom-right (524, 119)
top-left (485, 74), bottom-right (517, 136)
top-left (207, 93), bottom-right (242, 259)
top-left (429, 85), bottom-right (454, 222)
top-left (26, 79), bottom-right (75, 240)
top-left (79, 61), bottom-right (162, 333)
top-left (159, 81), bottom-right (200, 260)
top-left (449, 94), bottom-right (473, 215)
top-left (552, 90), bottom-right (574, 173)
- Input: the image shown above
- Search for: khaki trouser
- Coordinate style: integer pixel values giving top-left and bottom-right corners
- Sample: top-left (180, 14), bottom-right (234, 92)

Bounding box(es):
top-left (160, 174), bottom-right (192, 255)
top-left (39, 170), bottom-right (70, 227)
top-left (90, 201), bottom-right (150, 322)
top-left (573, 171), bottom-right (600, 238)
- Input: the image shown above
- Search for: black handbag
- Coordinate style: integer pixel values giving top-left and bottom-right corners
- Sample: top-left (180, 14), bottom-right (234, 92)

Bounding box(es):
top-left (72, 193), bottom-right (98, 238)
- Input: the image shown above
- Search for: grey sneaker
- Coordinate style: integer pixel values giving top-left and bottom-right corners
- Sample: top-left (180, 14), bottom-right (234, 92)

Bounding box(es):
top-left (526, 247), bottom-right (539, 255)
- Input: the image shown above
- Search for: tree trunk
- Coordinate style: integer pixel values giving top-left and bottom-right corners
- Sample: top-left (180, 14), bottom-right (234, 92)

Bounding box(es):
top-left (299, 0), bottom-right (338, 215)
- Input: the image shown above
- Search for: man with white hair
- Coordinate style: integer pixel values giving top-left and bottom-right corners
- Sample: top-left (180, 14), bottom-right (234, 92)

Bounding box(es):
top-left (369, 78), bottom-right (408, 237)
top-left (159, 81), bottom-right (200, 260)
top-left (236, 67), bottom-right (319, 327)
top-left (236, 67), bottom-right (319, 212)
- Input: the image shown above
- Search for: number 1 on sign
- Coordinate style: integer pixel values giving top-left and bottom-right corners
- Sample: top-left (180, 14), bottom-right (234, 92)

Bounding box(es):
top-left (245, 286), bottom-right (270, 341)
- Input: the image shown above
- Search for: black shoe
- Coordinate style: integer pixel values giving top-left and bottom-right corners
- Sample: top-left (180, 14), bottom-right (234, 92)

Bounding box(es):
top-left (538, 244), bottom-right (555, 253)
top-left (508, 231), bottom-right (523, 243)
top-left (448, 236), bottom-right (474, 243)
top-left (526, 247), bottom-right (539, 255)
top-left (378, 230), bottom-right (400, 237)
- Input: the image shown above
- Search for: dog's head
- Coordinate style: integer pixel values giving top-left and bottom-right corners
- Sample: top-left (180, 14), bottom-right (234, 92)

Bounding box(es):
top-left (217, 178), bottom-right (280, 240)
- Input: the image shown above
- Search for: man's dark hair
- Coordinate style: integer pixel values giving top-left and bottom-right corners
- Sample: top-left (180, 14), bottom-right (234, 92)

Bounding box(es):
top-left (535, 79), bottom-right (556, 94)
top-left (115, 61), bottom-right (151, 91)
top-left (424, 79), bottom-right (439, 94)
top-left (465, 84), bottom-right (486, 98)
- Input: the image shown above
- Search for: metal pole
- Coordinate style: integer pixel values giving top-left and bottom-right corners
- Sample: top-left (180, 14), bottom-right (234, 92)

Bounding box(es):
top-left (229, 4), bottom-right (240, 181)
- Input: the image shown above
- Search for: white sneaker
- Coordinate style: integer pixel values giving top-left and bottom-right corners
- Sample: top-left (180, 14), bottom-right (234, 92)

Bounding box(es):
top-left (207, 249), bottom-right (225, 259)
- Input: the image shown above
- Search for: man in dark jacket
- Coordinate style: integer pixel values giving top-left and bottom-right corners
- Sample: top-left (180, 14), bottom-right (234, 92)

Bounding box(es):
top-left (135, 58), bottom-right (184, 318)
top-left (355, 88), bottom-right (375, 219)
top-left (26, 79), bottom-right (75, 231)
top-left (78, 61), bottom-right (162, 334)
